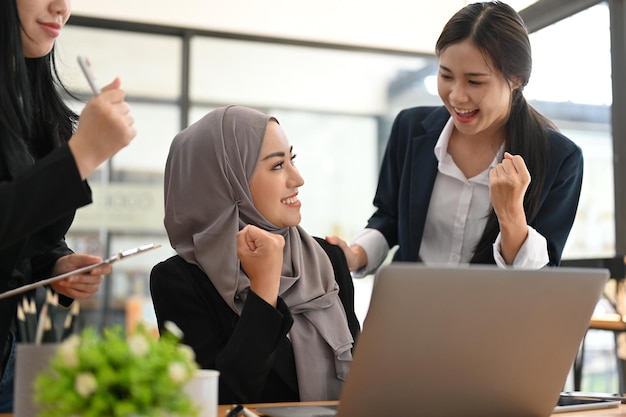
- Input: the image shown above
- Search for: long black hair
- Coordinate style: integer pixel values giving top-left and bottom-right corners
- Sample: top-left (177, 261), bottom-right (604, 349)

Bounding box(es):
top-left (435, 1), bottom-right (553, 264)
top-left (0, 0), bottom-right (78, 178)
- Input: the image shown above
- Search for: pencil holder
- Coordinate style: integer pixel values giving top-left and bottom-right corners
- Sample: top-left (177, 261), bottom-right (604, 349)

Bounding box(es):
top-left (13, 343), bottom-right (59, 417)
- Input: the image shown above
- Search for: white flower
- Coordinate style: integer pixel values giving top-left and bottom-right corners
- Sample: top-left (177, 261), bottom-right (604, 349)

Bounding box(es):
top-left (178, 344), bottom-right (196, 363)
top-left (128, 334), bottom-right (150, 357)
top-left (168, 362), bottom-right (188, 384)
top-left (74, 372), bottom-right (97, 397)
top-left (58, 335), bottom-right (81, 368)
top-left (164, 321), bottom-right (184, 340)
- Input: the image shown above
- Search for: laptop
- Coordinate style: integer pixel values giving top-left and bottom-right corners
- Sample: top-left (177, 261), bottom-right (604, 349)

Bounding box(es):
top-left (257, 264), bottom-right (611, 417)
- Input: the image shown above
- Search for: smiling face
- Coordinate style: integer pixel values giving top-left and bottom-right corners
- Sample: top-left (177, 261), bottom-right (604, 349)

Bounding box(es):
top-left (437, 39), bottom-right (517, 139)
top-left (17, 0), bottom-right (71, 58)
top-left (249, 120), bottom-right (305, 228)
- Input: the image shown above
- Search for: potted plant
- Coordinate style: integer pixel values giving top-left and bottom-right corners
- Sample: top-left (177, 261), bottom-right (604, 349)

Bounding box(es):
top-left (34, 322), bottom-right (199, 417)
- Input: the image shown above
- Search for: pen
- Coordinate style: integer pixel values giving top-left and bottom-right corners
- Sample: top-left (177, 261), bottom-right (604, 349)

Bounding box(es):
top-left (77, 55), bottom-right (100, 95)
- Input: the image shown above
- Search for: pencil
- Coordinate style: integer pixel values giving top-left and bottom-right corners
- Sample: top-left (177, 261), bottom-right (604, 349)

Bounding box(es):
top-left (16, 304), bottom-right (29, 343)
top-left (46, 289), bottom-right (59, 341)
top-left (61, 312), bottom-right (73, 340)
top-left (65, 301), bottom-right (80, 338)
top-left (42, 316), bottom-right (56, 343)
top-left (34, 303), bottom-right (48, 345)
top-left (24, 297), bottom-right (37, 343)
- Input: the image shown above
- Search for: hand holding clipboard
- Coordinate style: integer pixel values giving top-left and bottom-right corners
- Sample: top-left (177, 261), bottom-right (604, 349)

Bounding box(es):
top-left (0, 243), bottom-right (161, 300)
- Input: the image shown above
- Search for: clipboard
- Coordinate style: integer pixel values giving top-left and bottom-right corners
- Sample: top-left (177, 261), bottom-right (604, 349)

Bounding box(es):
top-left (0, 243), bottom-right (161, 300)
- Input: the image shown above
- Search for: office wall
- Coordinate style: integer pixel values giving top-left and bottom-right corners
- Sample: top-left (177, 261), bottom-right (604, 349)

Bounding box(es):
top-left (70, 0), bottom-right (467, 53)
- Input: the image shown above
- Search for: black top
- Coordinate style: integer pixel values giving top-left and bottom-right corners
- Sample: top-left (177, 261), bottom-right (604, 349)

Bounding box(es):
top-left (0, 144), bottom-right (92, 357)
top-left (150, 237), bottom-right (360, 405)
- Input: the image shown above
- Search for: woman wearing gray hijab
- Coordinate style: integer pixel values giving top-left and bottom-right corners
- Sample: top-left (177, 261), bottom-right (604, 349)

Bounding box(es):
top-left (150, 105), bottom-right (360, 404)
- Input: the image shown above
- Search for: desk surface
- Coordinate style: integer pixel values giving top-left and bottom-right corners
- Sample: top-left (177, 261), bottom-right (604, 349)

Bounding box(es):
top-left (217, 401), bottom-right (626, 416)
top-left (590, 314), bottom-right (626, 331)
top-left (2, 402), bottom-right (625, 417)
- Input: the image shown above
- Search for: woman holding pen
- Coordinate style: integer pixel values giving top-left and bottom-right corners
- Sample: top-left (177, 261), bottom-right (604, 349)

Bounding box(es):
top-left (0, 0), bottom-right (136, 410)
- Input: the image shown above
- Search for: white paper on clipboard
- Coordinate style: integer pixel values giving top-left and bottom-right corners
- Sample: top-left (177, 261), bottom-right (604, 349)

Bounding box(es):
top-left (0, 243), bottom-right (161, 300)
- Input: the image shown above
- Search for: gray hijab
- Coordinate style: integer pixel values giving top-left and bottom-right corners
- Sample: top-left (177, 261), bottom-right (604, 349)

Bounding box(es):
top-left (164, 105), bottom-right (353, 401)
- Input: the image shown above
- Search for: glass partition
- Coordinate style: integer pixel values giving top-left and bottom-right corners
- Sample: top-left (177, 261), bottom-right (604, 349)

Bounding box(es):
top-left (57, 2), bottom-right (620, 391)
top-left (526, 2), bottom-right (616, 393)
top-left (57, 23), bottom-right (433, 328)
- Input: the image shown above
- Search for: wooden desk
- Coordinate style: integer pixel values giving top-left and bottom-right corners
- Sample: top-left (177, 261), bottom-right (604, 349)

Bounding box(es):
top-left (590, 314), bottom-right (626, 332)
top-left (2, 401), bottom-right (625, 417)
top-left (219, 401), bottom-right (336, 415)
top-left (217, 401), bottom-right (626, 416)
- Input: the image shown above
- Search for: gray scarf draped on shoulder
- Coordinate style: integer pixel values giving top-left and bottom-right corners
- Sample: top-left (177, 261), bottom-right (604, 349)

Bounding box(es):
top-left (163, 105), bottom-right (353, 400)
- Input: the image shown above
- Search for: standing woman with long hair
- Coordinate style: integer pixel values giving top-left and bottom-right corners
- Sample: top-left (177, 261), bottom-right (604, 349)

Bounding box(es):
top-left (327, 1), bottom-right (583, 274)
top-left (0, 0), bottom-right (136, 409)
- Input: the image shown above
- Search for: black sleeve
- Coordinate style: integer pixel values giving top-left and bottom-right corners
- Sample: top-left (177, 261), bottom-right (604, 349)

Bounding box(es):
top-left (0, 144), bottom-right (91, 250)
top-left (531, 135), bottom-right (584, 266)
top-left (366, 107), bottom-right (439, 247)
top-left (30, 239), bottom-right (75, 306)
top-left (150, 257), bottom-right (294, 403)
top-left (30, 240), bottom-right (73, 280)
top-left (217, 292), bottom-right (293, 402)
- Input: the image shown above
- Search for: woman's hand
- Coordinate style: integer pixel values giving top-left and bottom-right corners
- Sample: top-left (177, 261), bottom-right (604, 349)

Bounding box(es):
top-left (489, 152), bottom-right (531, 264)
top-left (236, 225), bottom-right (285, 307)
top-left (325, 235), bottom-right (367, 272)
top-left (50, 253), bottom-right (110, 300)
top-left (69, 77), bottom-right (137, 179)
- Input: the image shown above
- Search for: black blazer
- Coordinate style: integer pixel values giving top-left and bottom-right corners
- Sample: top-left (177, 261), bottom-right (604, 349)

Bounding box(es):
top-left (0, 144), bottom-right (91, 357)
top-left (150, 237), bottom-right (360, 405)
top-left (367, 106), bottom-right (584, 266)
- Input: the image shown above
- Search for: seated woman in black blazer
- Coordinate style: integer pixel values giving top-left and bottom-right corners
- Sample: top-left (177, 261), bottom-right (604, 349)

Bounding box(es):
top-left (150, 105), bottom-right (360, 405)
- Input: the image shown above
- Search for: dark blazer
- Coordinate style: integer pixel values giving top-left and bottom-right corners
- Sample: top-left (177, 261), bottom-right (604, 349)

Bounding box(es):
top-left (0, 144), bottom-right (91, 357)
top-left (150, 237), bottom-right (360, 405)
top-left (367, 106), bottom-right (583, 266)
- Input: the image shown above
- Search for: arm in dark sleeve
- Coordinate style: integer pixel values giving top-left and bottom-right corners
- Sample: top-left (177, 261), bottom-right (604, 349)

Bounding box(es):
top-left (150, 258), bottom-right (293, 403)
top-left (532, 137), bottom-right (584, 266)
top-left (216, 292), bottom-right (293, 403)
top-left (366, 107), bottom-right (441, 250)
top-left (365, 109), bottom-right (410, 248)
top-left (0, 145), bottom-right (91, 250)
top-left (30, 240), bottom-right (73, 278)
top-left (30, 239), bottom-right (75, 307)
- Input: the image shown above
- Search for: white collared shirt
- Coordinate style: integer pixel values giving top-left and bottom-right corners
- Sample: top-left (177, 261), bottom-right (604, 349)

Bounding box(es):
top-left (352, 118), bottom-right (549, 277)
